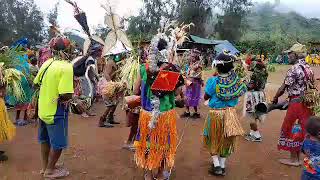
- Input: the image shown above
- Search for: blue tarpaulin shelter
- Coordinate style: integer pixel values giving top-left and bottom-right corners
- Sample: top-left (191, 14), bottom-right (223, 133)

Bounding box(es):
top-left (188, 35), bottom-right (239, 55)
top-left (214, 40), bottom-right (239, 55)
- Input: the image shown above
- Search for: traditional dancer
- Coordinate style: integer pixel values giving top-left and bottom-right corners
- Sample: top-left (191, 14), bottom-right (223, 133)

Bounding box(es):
top-left (272, 51), bottom-right (315, 166)
top-left (34, 36), bottom-right (74, 179)
top-left (72, 42), bottom-right (102, 113)
top-left (98, 55), bottom-right (122, 127)
top-left (6, 39), bottom-right (33, 126)
top-left (0, 81), bottom-right (16, 161)
top-left (123, 95), bottom-right (141, 151)
top-left (134, 34), bottom-right (183, 180)
top-left (244, 58), bottom-right (268, 142)
top-left (203, 52), bottom-right (247, 176)
top-left (181, 49), bottom-right (203, 119)
top-left (301, 116), bottom-right (320, 180)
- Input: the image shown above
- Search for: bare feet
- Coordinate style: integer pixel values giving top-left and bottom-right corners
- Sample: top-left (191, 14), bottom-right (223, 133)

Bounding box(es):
top-left (44, 168), bottom-right (69, 179)
top-left (279, 158), bottom-right (300, 167)
top-left (81, 113), bottom-right (90, 118)
top-left (122, 143), bottom-right (135, 152)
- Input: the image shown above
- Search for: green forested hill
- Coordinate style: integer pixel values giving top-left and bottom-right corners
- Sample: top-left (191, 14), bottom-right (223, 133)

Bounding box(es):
top-left (238, 3), bottom-right (320, 54)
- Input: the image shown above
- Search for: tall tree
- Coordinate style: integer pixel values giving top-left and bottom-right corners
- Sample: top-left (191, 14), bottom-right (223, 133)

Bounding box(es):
top-left (0, 0), bottom-right (45, 45)
top-left (126, 0), bottom-right (178, 41)
top-left (47, 2), bottom-right (60, 39)
top-left (93, 24), bottom-right (111, 40)
top-left (178, 0), bottom-right (213, 36)
top-left (214, 0), bottom-right (252, 42)
top-left (48, 2), bottom-right (59, 27)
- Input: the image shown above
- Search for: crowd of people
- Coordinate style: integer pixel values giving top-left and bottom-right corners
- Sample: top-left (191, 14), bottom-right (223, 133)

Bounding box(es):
top-left (0, 31), bottom-right (319, 180)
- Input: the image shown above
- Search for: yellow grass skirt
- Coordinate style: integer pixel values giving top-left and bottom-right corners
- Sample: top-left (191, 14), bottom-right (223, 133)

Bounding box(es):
top-left (203, 108), bottom-right (244, 157)
top-left (0, 98), bottom-right (16, 143)
top-left (134, 109), bottom-right (177, 170)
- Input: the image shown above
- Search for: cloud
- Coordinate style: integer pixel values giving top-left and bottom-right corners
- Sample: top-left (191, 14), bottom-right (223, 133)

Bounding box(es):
top-left (35, 0), bottom-right (320, 30)
top-left (254, 0), bottom-right (320, 18)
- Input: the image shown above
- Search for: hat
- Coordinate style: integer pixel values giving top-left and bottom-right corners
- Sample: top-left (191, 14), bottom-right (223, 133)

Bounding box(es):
top-left (285, 43), bottom-right (307, 54)
top-left (212, 52), bottom-right (235, 67)
top-left (49, 36), bottom-right (71, 51)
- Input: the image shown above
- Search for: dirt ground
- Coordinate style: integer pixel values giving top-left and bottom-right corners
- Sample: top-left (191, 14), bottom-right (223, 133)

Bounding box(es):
top-left (1, 65), bottom-right (320, 180)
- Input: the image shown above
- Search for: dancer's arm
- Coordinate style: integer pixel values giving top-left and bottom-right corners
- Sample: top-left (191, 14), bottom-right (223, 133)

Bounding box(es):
top-left (272, 83), bottom-right (286, 104)
top-left (133, 73), bottom-right (141, 96)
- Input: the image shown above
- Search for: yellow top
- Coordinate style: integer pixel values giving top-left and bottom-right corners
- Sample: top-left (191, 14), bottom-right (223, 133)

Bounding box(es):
top-left (34, 58), bottom-right (74, 124)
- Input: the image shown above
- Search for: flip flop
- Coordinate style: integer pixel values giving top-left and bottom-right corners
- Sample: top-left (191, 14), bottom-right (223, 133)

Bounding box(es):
top-left (14, 119), bottom-right (30, 127)
top-left (44, 168), bottom-right (69, 179)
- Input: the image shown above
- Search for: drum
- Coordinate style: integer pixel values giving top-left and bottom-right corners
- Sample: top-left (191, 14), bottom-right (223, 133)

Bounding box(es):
top-left (124, 95), bottom-right (141, 109)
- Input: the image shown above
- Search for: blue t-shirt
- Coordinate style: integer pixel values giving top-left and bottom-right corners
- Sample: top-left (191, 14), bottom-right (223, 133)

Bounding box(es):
top-left (302, 137), bottom-right (320, 179)
top-left (205, 76), bottom-right (239, 109)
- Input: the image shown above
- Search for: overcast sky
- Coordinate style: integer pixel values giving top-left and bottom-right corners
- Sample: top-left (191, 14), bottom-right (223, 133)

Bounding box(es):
top-left (34, 0), bottom-right (320, 30)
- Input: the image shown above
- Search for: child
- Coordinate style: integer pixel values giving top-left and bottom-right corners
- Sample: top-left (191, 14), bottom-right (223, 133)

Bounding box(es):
top-left (181, 49), bottom-right (203, 119)
top-left (244, 59), bottom-right (268, 142)
top-left (301, 116), bottom-right (320, 180)
top-left (204, 53), bottom-right (247, 176)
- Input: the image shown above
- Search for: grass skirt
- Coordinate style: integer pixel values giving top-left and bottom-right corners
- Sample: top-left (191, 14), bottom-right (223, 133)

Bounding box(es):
top-left (134, 109), bottom-right (177, 170)
top-left (0, 98), bottom-right (16, 143)
top-left (203, 108), bottom-right (244, 157)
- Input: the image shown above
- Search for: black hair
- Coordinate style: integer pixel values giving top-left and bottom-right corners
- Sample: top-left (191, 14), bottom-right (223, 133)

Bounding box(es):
top-left (216, 62), bottom-right (234, 74)
top-left (255, 62), bottom-right (266, 70)
top-left (157, 38), bottom-right (168, 51)
top-left (30, 57), bottom-right (37, 65)
top-left (306, 116), bottom-right (320, 137)
top-left (288, 51), bottom-right (299, 59)
top-left (215, 53), bottom-right (235, 74)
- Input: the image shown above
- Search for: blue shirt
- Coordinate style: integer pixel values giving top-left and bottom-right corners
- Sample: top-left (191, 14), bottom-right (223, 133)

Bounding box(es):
top-left (205, 76), bottom-right (239, 109)
top-left (302, 137), bottom-right (320, 178)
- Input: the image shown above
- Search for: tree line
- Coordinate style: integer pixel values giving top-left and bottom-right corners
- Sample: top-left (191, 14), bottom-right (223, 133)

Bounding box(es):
top-left (126, 0), bottom-right (253, 43)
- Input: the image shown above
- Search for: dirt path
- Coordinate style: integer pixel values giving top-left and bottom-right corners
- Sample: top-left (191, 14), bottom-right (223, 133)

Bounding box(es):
top-left (1, 65), bottom-right (320, 180)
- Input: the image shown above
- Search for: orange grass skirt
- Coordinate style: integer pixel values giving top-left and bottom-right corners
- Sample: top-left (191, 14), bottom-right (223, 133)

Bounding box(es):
top-left (134, 109), bottom-right (177, 170)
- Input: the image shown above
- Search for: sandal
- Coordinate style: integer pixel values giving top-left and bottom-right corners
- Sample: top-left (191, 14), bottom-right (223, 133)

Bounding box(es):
top-left (44, 168), bottom-right (70, 179)
top-left (208, 164), bottom-right (222, 176)
top-left (14, 119), bottom-right (29, 127)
